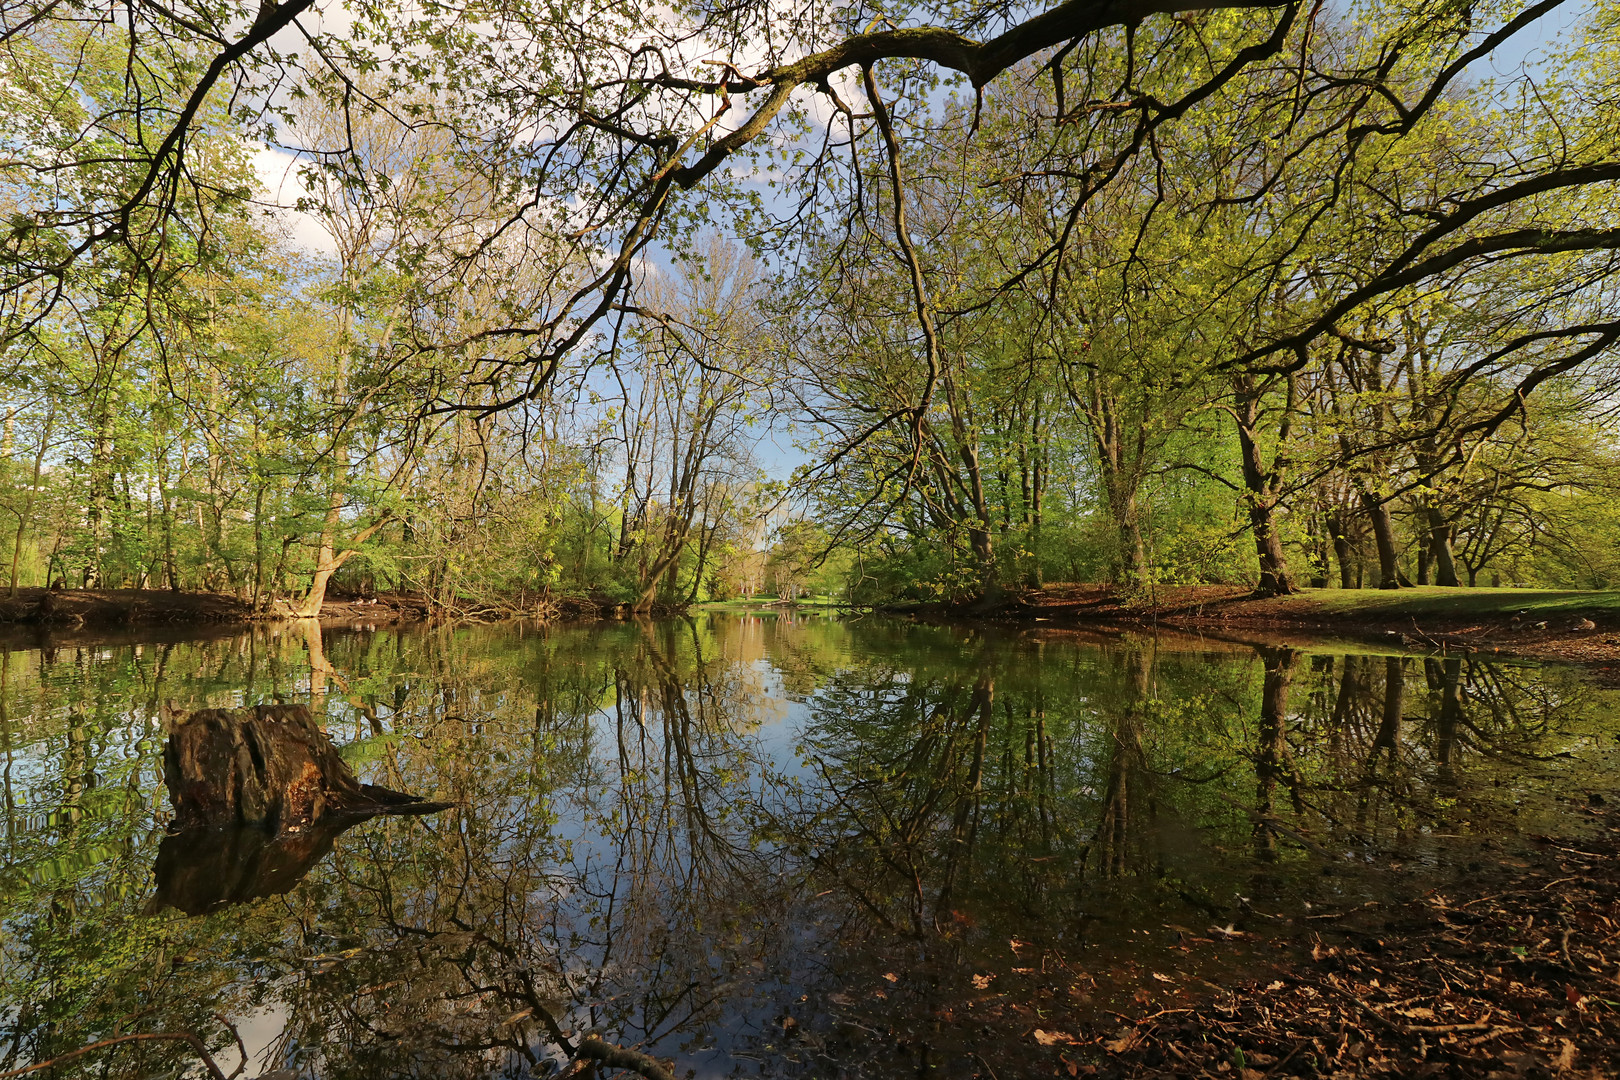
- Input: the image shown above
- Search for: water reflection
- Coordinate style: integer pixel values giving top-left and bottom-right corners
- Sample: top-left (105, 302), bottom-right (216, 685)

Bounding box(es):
top-left (0, 617), bottom-right (1613, 1077)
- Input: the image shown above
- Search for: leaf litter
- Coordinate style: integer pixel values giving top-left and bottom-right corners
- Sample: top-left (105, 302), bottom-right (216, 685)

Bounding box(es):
top-left (801, 811), bottom-right (1620, 1077)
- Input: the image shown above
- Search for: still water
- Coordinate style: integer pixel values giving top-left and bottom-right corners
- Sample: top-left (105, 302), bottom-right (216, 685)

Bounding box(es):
top-left (0, 613), bottom-right (1615, 1078)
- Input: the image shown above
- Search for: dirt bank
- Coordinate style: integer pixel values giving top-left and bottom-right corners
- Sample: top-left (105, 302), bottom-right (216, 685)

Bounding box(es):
top-left (905, 584), bottom-right (1620, 669)
top-left (0, 586), bottom-right (254, 627)
top-left (828, 800), bottom-right (1620, 1078)
top-left (0, 587), bottom-right (688, 641)
top-left (0, 587), bottom-right (431, 633)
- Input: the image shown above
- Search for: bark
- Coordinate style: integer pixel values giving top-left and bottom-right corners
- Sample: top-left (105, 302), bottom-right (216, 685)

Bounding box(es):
top-left (162, 703), bottom-right (439, 833)
top-left (1087, 386), bottom-right (1147, 585)
top-left (85, 399), bottom-right (114, 588)
top-left (1306, 519), bottom-right (1329, 588)
top-left (1027, 424), bottom-right (1045, 588)
top-left (632, 513), bottom-right (695, 612)
top-left (1325, 510), bottom-right (1356, 589)
top-left (1360, 491), bottom-right (1403, 588)
top-left (1232, 374), bottom-right (1296, 595)
top-left (9, 405), bottom-right (52, 597)
top-left (152, 705), bottom-right (448, 915)
top-left (293, 510), bottom-right (392, 617)
top-left (1427, 506), bottom-right (1460, 587)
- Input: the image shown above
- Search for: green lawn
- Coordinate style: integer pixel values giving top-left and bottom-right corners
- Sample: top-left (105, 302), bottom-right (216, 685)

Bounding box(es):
top-left (1299, 586), bottom-right (1620, 619)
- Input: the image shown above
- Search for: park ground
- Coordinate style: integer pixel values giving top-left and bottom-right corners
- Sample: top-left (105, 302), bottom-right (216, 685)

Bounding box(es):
top-left (917, 584), bottom-right (1620, 669)
top-left (1, 582), bottom-right (1617, 670)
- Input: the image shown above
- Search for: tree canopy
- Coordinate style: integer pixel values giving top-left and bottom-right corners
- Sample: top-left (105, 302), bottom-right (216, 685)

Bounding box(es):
top-left (2, 0), bottom-right (1619, 605)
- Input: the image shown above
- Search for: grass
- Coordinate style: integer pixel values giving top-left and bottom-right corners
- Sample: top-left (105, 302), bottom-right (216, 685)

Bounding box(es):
top-left (1293, 585), bottom-right (1620, 619)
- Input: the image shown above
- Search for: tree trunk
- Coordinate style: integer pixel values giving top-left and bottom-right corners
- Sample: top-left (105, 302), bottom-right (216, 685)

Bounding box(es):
top-left (162, 704), bottom-right (437, 833)
top-left (1360, 491), bottom-right (1402, 589)
top-left (153, 703), bottom-right (446, 915)
top-left (1250, 506), bottom-right (1292, 595)
top-left (1306, 518), bottom-right (1329, 588)
top-left (1088, 389), bottom-right (1146, 587)
top-left (85, 400), bottom-right (114, 588)
top-left (1232, 377), bottom-right (1294, 596)
top-left (1113, 488), bottom-right (1148, 586)
top-left (9, 406), bottom-right (53, 597)
top-left (1427, 507), bottom-right (1460, 587)
top-left (1325, 510), bottom-right (1356, 589)
top-left (293, 510), bottom-right (391, 617)
top-left (1027, 430), bottom-right (1045, 588)
top-left (296, 489), bottom-right (345, 616)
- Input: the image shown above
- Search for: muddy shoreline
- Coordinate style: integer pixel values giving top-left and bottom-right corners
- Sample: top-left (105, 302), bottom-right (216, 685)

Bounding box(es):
top-left (0, 586), bottom-right (699, 649)
top-left (830, 807), bottom-right (1620, 1078)
top-left (891, 584), bottom-right (1620, 672)
top-left (4, 585), bottom-right (1618, 673)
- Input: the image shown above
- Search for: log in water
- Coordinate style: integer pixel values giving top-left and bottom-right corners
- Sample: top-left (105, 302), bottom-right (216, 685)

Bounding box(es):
top-left (162, 703), bottom-right (436, 831)
top-left (152, 703), bottom-right (448, 913)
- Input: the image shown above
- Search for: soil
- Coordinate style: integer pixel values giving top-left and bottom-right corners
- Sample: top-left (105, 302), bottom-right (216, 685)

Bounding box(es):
top-left (819, 801), bottom-right (1620, 1079)
top-left (0, 586), bottom-right (430, 636)
top-left (903, 585), bottom-right (1620, 673)
top-left (316, 590), bottom-right (430, 624)
top-left (0, 586), bottom-right (254, 627)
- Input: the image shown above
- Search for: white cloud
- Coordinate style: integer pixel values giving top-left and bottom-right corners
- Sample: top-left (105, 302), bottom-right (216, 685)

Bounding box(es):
top-left (252, 144), bottom-right (338, 255)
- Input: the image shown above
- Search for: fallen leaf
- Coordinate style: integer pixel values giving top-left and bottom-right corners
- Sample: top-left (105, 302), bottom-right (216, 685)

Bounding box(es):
top-left (1555, 1039), bottom-right (1577, 1070)
top-left (883, 972), bottom-right (898, 983)
top-left (1266, 981), bottom-right (1285, 991)
top-left (1034, 1028), bottom-right (1082, 1047)
top-left (1103, 1027), bottom-right (1141, 1054)
top-left (971, 974), bottom-right (994, 989)
top-left (1151, 972), bottom-right (1175, 984)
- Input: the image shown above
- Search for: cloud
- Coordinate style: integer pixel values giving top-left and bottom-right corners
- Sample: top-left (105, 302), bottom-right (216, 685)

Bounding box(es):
top-left (251, 144), bottom-right (338, 255)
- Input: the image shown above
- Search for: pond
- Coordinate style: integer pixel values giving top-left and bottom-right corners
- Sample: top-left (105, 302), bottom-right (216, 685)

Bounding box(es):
top-left (0, 614), bottom-right (1615, 1078)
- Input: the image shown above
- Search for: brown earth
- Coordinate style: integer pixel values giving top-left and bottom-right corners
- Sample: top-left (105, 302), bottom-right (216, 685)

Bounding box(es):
top-left (826, 803), bottom-right (1620, 1078)
top-left (904, 584), bottom-right (1620, 672)
top-left (0, 586), bottom-right (429, 639)
top-left (0, 586), bottom-right (254, 627)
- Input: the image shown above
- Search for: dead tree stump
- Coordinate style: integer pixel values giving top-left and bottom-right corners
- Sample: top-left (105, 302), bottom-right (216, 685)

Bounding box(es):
top-left (152, 704), bottom-right (447, 913)
top-left (162, 703), bottom-right (432, 832)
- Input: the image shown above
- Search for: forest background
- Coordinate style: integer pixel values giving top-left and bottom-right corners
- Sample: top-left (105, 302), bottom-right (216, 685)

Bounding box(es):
top-left (3, 0), bottom-right (1620, 617)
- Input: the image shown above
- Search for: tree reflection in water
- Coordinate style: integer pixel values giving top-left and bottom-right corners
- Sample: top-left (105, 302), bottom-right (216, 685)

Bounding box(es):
top-left (0, 617), bottom-right (1614, 1077)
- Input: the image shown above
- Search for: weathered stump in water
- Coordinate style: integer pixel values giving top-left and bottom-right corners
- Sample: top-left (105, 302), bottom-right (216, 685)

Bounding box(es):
top-left (153, 704), bottom-right (447, 913)
top-left (163, 703), bottom-right (429, 832)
